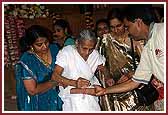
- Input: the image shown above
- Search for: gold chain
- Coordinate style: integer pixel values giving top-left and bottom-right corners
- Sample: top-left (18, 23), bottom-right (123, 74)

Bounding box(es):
top-left (32, 51), bottom-right (50, 67)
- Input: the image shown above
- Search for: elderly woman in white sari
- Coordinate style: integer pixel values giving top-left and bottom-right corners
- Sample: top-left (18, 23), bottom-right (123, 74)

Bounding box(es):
top-left (51, 29), bottom-right (106, 111)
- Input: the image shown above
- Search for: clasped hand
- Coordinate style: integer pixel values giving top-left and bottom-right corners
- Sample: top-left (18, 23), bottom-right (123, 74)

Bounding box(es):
top-left (94, 85), bottom-right (106, 96)
top-left (76, 77), bottom-right (90, 88)
top-left (76, 77), bottom-right (107, 96)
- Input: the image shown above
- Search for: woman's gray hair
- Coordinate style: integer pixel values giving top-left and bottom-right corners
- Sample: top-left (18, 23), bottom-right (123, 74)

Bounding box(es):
top-left (77, 29), bottom-right (97, 42)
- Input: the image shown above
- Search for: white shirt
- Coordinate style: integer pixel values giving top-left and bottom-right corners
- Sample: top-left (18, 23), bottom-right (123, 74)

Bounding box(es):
top-left (132, 23), bottom-right (165, 84)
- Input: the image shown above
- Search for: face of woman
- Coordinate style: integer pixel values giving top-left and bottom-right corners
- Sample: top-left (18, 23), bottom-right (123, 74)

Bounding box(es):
top-left (32, 37), bottom-right (49, 54)
top-left (109, 18), bottom-right (125, 36)
top-left (54, 25), bottom-right (66, 40)
top-left (97, 22), bottom-right (109, 38)
top-left (76, 39), bottom-right (96, 61)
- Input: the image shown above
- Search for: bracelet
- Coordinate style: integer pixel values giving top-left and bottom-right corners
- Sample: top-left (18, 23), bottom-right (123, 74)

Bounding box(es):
top-left (49, 80), bottom-right (58, 86)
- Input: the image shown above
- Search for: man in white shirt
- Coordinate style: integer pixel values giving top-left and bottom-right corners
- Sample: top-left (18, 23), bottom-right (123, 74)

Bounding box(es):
top-left (96, 5), bottom-right (165, 111)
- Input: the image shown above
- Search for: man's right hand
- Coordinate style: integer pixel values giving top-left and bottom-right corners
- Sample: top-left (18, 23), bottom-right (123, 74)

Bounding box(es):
top-left (94, 85), bottom-right (106, 96)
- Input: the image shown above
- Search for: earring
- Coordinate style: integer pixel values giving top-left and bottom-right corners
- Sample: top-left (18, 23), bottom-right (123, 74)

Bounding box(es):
top-left (30, 47), bottom-right (34, 52)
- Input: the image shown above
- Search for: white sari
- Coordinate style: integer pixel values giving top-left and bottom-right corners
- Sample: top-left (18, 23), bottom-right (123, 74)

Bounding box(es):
top-left (56, 45), bottom-right (105, 111)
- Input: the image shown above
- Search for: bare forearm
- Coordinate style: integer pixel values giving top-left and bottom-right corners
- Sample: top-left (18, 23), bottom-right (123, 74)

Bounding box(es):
top-left (29, 81), bottom-right (55, 95)
top-left (70, 88), bottom-right (96, 96)
top-left (105, 79), bottom-right (140, 94)
top-left (52, 72), bottom-right (77, 87)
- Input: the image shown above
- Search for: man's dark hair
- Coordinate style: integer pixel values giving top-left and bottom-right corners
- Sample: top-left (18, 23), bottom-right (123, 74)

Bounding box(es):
top-left (123, 5), bottom-right (156, 25)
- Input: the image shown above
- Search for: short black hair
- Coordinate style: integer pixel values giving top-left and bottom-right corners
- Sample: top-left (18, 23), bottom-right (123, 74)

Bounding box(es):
top-left (123, 4), bottom-right (156, 25)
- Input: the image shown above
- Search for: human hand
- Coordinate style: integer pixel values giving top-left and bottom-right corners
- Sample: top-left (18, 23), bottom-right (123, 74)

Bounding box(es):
top-left (97, 65), bottom-right (105, 72)
top-left (76, 77), bottom-right (90, 88)
top-left (94, 85), bottom-right (106, 96)
top-left (151, 77), bottom-right (163, 89)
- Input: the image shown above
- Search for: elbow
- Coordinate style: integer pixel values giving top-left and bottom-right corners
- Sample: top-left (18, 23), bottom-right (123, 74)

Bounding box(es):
top-left (52, 72), bottom-right (60, 81)
top-left (27, 89), bottom-right (37, 96)
top-left (130, 80), bottom-right (140, 90)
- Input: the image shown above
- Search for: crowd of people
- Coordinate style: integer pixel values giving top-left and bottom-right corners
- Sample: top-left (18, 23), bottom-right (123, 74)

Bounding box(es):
top-left (14, 5), bottom-right (165, 111)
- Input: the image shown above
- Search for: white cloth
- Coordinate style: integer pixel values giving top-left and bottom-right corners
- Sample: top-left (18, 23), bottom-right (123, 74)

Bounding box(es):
top-left (132, 23), bottom-right (165, 84)
top-left (55, 45), bottom-right (105, 111)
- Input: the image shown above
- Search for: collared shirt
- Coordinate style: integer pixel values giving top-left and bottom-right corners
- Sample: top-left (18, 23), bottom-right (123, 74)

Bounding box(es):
top-left (132, 23), bottom-right (165, 84)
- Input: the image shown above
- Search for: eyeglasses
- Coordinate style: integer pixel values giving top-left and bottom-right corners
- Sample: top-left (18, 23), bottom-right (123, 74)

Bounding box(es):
top-left (110, 24), bottom-right (122, 29)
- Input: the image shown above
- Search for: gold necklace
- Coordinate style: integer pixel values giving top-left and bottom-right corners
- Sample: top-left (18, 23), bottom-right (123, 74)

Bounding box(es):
top-left (33, 51), bottom-right (50, 67)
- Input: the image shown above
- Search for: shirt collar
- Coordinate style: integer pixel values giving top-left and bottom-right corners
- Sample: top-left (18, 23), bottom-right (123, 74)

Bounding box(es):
top-left (148, 22), bottom-right (155, 39)
top-left (145, 22), bottom-right (155, 44)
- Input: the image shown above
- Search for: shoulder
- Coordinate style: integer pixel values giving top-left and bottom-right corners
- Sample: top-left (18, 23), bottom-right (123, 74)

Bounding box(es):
top-left (62, 45), bottom-right (74, 50)
top-left (64, 36), bottom-right (75, 46)
top-left (153, 23), bottom-right (164, 35)
top-left (154, 23), bottom-right (164, 29)
top-left (152, 23), bottom-right (164, 43)
top-left (58, 45), bottom-right (75, 55)
top-left (20, 52), bottom-right (32, 60)
top-left (49, 43), bottom-right (60, 50)
top-left (19, 52), bottom-right (35, 64)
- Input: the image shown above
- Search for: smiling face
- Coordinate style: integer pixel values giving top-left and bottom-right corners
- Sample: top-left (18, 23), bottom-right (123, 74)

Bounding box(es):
top-left (32, 37), bottom-right (49, 54)
top-left (109, 18), bottom-right (125, 36)
top-left (76, 39), bottom-right (96, 61)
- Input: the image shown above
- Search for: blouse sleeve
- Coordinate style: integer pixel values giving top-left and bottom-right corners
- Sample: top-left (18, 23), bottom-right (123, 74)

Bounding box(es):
top-left (55, 49), bottom-right (68, 69)
top-left (19, 53), bottom-right (36, 80)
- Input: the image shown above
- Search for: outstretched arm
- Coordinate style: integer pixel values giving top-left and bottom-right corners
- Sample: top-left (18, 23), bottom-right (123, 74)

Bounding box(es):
top-left (70, 85), bottom-right (104, 96)
top-left (70, 88), bottom-right (96, 96)
top-left (96, 79), bottom-right (140, 96)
